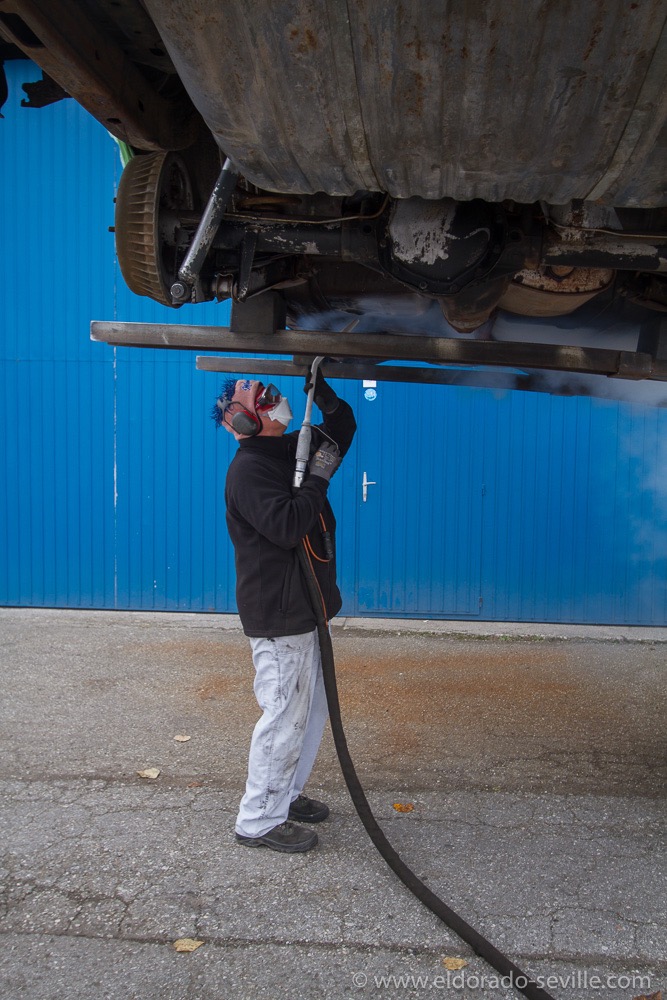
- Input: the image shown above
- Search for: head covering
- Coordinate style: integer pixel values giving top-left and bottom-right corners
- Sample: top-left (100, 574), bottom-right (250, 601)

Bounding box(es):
top-left (212, 378), bottom-right (291, 439)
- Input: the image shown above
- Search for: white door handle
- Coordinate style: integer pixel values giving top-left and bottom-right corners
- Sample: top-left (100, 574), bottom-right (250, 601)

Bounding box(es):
top-left (362, 471), bottom-right (377, 502)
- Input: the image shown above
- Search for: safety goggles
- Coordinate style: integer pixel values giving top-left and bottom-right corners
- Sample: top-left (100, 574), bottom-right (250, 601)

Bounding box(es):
top-left (255, 383), bottom-right (282, 411)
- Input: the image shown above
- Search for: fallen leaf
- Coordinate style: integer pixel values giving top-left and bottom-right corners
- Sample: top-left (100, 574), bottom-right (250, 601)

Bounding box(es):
top-left (136, 768), bottom-right (161, 779)
top-left (632, 993), bottom-right (662, 1000)
top-left (173, 938), bottom-right (204, 953)
top-left (392, 802), bottom-right (414, 813)
top-left (173, 734), bottom-right (191, 743)
top-left (442, 957), bottom-right (468, 971)
top-left (187, 781), bottom-right (203, 788)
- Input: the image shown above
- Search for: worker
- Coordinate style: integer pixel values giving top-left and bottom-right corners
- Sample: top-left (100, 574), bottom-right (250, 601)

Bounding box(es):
top-left (214, 372), bottom-right (356, 853)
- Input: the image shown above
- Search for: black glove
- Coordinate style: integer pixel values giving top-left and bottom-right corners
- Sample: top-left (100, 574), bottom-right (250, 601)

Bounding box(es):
top-left (308, 440), bottom-right (341, 483)
top-left (304, 367), bottom-right (339, 414)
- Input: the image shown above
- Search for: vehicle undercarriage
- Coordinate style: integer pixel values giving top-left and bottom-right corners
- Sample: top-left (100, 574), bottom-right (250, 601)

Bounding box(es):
top-left (2, 0), bottom-right (666, 393)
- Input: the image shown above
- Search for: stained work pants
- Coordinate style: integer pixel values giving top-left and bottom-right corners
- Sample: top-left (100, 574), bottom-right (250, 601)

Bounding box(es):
top-left (235, 628), bottom-right (328, 838)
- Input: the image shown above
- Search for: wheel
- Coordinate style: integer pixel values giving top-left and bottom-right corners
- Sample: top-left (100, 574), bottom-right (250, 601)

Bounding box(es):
top-left (115, 151), bottom-right (194, 306)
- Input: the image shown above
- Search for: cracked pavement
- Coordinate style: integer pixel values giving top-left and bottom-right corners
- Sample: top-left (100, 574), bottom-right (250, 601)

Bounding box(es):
top-left (0, 609), bottom-right (665, 999)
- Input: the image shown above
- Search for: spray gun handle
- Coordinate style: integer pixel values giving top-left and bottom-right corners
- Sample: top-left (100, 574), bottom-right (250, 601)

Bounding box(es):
top-left (293, 356), bottom-right (325, 489)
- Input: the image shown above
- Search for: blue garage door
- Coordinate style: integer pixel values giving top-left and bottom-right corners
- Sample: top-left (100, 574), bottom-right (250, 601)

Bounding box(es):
top-left (1, 60), bottom-right (666, 624)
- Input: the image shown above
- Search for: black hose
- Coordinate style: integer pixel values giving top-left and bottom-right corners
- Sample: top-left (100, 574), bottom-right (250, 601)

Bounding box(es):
top-left (297, 541), bottom-right (557, 1000)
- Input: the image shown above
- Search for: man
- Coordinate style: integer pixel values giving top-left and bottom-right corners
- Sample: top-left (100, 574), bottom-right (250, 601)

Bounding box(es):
top-left (215, 371), bottom-right (356, 853)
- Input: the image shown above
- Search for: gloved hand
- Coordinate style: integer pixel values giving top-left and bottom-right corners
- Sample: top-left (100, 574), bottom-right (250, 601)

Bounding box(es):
top-left (308, 440), bottom-right (341, 482)
top-left (304, 366), bottom-right (339, 414)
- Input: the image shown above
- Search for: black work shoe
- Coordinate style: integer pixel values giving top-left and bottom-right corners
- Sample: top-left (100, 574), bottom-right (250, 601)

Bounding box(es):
top-left (288, 794), bottom-right (330, 824)
top-left (235, 821), bottom-right (318, 854)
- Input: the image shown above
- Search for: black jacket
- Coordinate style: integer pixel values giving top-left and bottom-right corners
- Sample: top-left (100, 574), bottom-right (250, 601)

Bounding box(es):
top-left (225, 399), bottom-right (356, 637)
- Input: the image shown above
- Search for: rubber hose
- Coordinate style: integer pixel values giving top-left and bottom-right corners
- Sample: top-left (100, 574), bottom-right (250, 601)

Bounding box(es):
top-left (297, 541), bottom-right (557, 1000)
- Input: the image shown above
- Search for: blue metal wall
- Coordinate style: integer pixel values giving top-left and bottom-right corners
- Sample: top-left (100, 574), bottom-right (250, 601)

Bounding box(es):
top-left (2, 61), bottom-right (666, 623)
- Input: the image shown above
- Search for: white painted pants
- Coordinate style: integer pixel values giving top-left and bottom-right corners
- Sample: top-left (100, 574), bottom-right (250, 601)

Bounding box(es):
top-left (235, 628), bottom-right (328, 838)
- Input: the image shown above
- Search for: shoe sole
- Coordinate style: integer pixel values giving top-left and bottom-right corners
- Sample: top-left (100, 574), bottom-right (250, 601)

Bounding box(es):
top-left (287, 808), bottom-right (329, 824)
top-left (235, 833), bottom-right (318, 854)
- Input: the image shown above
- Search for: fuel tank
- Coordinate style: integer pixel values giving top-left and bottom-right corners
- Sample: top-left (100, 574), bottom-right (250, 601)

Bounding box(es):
top-left (144, 0), bottom-right (667, 206)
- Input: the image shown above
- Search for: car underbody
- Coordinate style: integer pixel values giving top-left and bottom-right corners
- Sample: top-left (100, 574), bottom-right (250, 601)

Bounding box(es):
top-left (2, 0), bottom-right (666, 394)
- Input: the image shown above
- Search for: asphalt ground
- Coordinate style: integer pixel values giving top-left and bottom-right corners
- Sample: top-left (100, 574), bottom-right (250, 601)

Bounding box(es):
top-left (0, 609), bottom-right (665, 1000)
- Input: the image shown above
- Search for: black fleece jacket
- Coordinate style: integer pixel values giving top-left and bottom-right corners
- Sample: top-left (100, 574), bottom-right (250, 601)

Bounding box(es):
top-left (225, 399), bottom-right (356, 637)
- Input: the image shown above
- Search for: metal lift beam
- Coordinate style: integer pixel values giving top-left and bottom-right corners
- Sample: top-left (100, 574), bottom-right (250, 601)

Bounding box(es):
top-left (90, 321), bottom-right (667, 382)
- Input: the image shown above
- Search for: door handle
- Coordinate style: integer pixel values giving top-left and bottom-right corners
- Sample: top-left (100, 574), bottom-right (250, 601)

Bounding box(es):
top-left (362, 471), bottom-right (377, 502)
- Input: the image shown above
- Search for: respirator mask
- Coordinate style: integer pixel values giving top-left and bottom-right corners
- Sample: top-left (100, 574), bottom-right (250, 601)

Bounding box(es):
top-left (256, 384), bottom-right (293, 427)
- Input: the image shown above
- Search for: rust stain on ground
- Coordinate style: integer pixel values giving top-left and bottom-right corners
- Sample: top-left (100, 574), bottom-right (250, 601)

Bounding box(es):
top-left (122, 638), bottom-right (208, 657)
top-left (334, 648), bottom-right (575, 727)
top-left (197, 674), bottom-right (242, 701)
top-left (118, 636), bottom-right (253, 706)
top-left (120, 637), bottom-right (249, 669)
top-left (325, 642), bottom-right (665, 797)
top-left (114, 634), bottom-right (664, 796)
